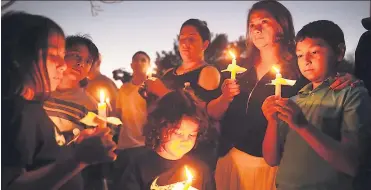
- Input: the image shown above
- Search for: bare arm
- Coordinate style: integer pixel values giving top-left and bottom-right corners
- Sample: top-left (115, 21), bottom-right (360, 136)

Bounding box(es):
top-left (206, 95), bottom-right (232, 120)
top-left (262, 120), bottom-right (283, 166)
top-left (206, 79), bottom-right (240, 120)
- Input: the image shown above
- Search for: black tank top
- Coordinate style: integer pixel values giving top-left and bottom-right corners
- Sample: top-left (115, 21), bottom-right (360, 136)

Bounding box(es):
top-left (161, 64), bottom-right (221, 102)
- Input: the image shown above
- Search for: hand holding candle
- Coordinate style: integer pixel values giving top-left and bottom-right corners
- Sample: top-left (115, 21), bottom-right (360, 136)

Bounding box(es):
top-left (221, 51), bottom-right (247, 80)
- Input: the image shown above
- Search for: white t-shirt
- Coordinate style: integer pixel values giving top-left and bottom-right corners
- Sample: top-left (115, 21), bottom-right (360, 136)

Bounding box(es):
top-left (116, 82), bottom-right (147, 149)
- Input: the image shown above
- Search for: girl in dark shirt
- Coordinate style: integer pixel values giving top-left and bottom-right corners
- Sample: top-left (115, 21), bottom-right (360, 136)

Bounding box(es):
top-left (113, 90), bottom-right (215, 190)
top-left (2, 11), bottom-right (116, 190)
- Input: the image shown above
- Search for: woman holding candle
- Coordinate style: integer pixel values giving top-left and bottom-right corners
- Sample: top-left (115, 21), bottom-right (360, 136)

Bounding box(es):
top-left (112, 90), bottom-right (215, 190)
top-left (207, 1), bottom-right (357, 189)
top-left (145, 18), bottom-right (222, 171)
top-left (2, 12), bottom-right (117, 190)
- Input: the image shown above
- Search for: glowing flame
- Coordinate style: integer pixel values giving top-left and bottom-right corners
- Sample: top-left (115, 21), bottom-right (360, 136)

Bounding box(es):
top-left (99, 90), bottom-right (105, 104)
top-left (228, 51), bottom-right (236, 60)
top-left (272, 66), bottom-right (280, 74)
top-left (106, 97), bottom-right (110, 104)
top-left (185, 166), bottom-right (193, 183)
top-left (146, 65), bottom-right (157, 76)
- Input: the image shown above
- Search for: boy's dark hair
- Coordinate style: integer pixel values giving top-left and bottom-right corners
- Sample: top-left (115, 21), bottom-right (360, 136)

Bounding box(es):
top-left (132, 51), bottom-right (150, 62)
top-left (143, 90), bottom-right (209, 150)
top-left (66, 34), bottom-right (100, 64)
top-left (180, 18), bottom-right (211, 42)
top-left (295, 20), bottom-right (345, 54)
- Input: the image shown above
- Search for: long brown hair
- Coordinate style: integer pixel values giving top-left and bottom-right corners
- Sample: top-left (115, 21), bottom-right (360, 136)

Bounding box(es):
top-left (2, 11), bottom-right (65, 101)
top-left (244, 0), bottom-right (299, 79)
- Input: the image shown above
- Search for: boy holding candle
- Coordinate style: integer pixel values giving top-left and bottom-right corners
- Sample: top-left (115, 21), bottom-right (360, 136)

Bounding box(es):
top-left (112, 90), bottom-right (215, 190)
top-left (43, 35), bottom-right (110, 190)
top-left (262, 20), bottom-right (371, 189)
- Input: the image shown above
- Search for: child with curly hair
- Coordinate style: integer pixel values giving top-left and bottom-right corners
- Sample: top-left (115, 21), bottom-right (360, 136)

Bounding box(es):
top-left (112, 90), bottom-right (215, 190)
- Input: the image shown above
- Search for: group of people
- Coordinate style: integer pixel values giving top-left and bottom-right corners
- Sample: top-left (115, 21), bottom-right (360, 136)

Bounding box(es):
top-left (2, 0), bottom-right (371, 190)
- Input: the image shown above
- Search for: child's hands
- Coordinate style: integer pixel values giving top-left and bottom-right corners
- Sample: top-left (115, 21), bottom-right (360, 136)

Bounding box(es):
top-left (261, 95), bottom-right (280, 122)
top-left (275, 98), bottom-right (308, 129)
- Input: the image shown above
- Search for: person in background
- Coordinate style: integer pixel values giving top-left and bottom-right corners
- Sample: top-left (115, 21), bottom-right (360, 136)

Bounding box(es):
top-left (111, 51), bottom-right (152, 184)
top-left (353, 16), bottom-right (371, 190)
top-left (86, 53), bottom-right (118, 116)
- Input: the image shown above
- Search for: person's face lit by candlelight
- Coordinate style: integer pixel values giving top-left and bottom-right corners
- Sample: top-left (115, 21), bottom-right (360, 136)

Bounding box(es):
top-left (248, 10), bottom-right (283, 50)
top-left (160, 116), bottom-right (199, 160)
top-left (131, 52), bottom-right (150, 77)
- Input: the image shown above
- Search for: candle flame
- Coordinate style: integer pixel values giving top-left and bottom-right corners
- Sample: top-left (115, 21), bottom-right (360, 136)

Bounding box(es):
top-left (228, 51), bottom-right (236, 60)
top-left (146, 65), bottom-right (157, 76)
top-left (99, 90), bottom-right (105, 104)
top-left (272, 66), bottom-right (280, 74)
top-left (106, 97), bottom-right (110, 104)
top-left (185, 166), bottom-right (193, 183)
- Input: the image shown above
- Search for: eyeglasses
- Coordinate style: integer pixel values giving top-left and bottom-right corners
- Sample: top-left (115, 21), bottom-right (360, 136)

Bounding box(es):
top-left (64, 53), bottom-right (94, 66)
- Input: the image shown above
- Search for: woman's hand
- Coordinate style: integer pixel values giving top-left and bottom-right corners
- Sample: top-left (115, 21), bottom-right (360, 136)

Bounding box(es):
top-left (220, 79), bottom-right (240, 102)
top-left (330, 73), bottom-right (362, 90)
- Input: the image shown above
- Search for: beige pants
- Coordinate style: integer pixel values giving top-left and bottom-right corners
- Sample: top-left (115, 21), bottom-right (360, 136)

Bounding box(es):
top-left (215, 147), bottom-right (278, 190)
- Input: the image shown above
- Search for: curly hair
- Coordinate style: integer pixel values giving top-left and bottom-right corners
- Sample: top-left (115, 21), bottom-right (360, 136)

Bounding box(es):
top-left (143, 89), bottom-right (209, 150)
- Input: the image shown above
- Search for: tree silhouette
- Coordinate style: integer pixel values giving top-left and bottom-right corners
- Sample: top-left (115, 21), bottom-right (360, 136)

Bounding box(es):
top-left (337, 53), bottom-right (355, 74)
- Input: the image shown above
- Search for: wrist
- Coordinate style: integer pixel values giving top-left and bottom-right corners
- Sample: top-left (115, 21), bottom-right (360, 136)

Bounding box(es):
top-left (219, 94), bottom-right (232, 104)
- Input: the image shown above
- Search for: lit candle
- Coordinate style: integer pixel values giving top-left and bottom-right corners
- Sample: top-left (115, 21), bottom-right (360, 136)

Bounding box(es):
top-left (229, 51), bottom-right (237, 80)
top-left (146, 64), bottom-right (156, 78)
top-left (221, 51), bottom-right (247, 80)
top-left (98, 90), bottom-right (107, 128)
top-left (273, 67), bottom-right (282, 97)
top-left (183, 166), bottom-right (193, 190)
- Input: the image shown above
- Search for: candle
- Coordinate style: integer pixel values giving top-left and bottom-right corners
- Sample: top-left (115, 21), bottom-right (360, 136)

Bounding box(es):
top-left (146, 64), bottom-right (156, 78)
top-left (183, 166), bottom-right (193, 190)
top-left (273, 67), bottom-right (282, 97)
top-left (221, 51), bottom-right (247, 80)
top-left (229, 51), bottom-right (237, 80)
top-left (98, 90), bottom-right (107, 128)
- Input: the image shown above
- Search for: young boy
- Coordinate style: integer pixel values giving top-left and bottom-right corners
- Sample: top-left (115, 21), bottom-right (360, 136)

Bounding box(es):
top-left (262, 20), bottom-right (371, 190)
top-left (112, 90), bottom-right (215, 190)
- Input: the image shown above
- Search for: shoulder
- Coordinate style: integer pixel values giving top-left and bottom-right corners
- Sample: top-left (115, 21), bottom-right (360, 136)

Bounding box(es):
top-left (198, 65), bottom-right (221, 90)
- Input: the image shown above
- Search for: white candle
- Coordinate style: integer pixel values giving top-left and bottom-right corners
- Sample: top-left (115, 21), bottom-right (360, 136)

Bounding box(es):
top-left (229, 51), bottom-right (237, 80)
top-left (273, 67), bottom-right (282, 97)
top-left (98, 90), bottom-right (107, 128)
